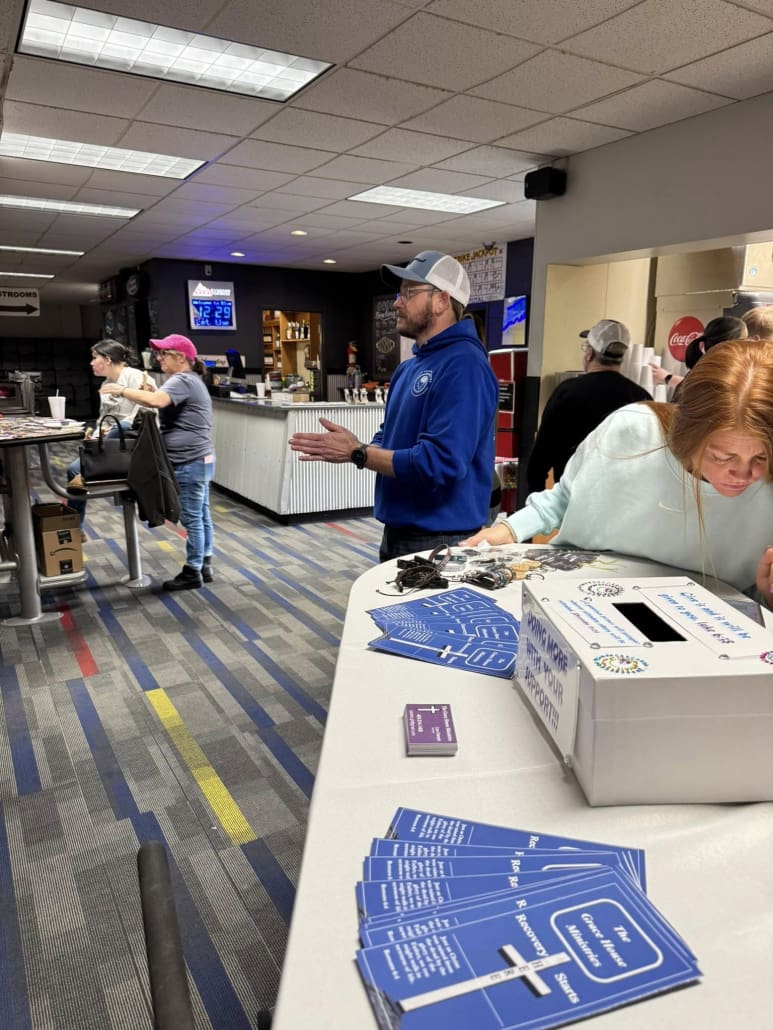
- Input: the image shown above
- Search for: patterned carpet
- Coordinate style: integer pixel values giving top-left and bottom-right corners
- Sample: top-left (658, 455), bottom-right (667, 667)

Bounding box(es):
top-left (0, 448), bottom-right (382, 1028)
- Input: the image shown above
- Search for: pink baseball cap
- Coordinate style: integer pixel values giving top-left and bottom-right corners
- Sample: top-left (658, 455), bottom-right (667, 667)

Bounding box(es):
top-left (150, 333), bottom-right (197, 360)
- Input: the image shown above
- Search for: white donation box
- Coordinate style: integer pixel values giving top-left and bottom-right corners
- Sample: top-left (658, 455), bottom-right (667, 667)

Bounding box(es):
top-left (515, 577), bottom-right (773, 806)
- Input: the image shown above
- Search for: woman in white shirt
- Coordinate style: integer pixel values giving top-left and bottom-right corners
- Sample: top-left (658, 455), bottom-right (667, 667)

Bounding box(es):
top-left (463, 339), bottom-right (773, 598)
top-left (67, 339), bottom-right (147, 525)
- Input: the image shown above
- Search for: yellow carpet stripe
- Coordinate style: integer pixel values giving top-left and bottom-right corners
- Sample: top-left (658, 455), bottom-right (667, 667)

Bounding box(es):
top-left (146, 688), bottom-right (256, 845)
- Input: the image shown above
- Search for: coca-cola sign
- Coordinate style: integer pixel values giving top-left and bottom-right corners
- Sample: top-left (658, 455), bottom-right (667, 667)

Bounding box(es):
top-left (668, 316), bottom-right (703, 362)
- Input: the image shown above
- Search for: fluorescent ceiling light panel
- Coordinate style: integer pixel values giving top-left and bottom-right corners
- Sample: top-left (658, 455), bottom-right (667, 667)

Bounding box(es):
top-left (0, 194), bottom-right (139, 218)
top-left (0, 271), bottom-right (55, 278)
top-left (0, 244), bottom-right (84, 255)
top-left (18, 0), bottom-right (332, 102)
top-left (349, 186), bottom-right (505, 214)
top-left (0, 132), bottom-right (203, 178)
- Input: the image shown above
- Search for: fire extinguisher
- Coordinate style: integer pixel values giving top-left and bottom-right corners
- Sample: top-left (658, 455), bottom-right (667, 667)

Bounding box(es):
top-left (347, 341), bottom-right (358, 365)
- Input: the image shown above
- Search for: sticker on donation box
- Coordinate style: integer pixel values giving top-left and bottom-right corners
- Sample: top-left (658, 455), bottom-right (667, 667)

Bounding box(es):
top-left (515, 590), bottom-right (580, 761)
top-left (667, 315), bottom-right (702, 363)
top-left (642, 585), bottom-right (760, 658)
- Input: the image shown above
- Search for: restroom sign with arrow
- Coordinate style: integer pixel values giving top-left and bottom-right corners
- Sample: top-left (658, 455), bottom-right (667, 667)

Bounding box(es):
top-left (0, 288), bottom-right (40, 316)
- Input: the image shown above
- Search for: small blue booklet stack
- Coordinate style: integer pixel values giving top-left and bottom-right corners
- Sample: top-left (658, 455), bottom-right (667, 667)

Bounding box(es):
top-left (355, 807), bottom-right (700, 1029)
top-left (367, 588), bottom-right (520, 679)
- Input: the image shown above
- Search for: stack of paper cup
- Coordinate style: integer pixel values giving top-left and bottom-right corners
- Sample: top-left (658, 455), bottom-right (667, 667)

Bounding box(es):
top-left (639, 364), bottom-right (654, 395)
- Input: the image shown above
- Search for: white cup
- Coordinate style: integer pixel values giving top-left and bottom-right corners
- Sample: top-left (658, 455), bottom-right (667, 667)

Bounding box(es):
top-left (256, 383), bottom-right (266, 398)
top-left (48, 396), bottom-right (66, 419)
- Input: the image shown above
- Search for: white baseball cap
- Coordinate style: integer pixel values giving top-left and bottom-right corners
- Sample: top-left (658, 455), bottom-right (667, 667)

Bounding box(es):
top-left (580, 319), bottom-right (631, 358)
top-left (381, 250), bottom-right (471, 307)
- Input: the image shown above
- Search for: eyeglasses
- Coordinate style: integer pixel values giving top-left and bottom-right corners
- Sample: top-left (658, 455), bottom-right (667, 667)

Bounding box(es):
top-left (394, 286), bottom-right (437, 303)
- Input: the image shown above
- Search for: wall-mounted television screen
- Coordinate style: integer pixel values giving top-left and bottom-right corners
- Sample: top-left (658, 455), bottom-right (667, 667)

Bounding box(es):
top-left (501, 295), bottom-right (527, 348)
top-left (187, 280), bottom-right (237, 330)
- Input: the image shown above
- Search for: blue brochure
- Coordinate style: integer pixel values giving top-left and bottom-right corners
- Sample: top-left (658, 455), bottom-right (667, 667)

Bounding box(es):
top-left (367, 589), bottom-right (521, 678)
top-left (356, 868), bottom-right (700, 1029)
top-left (384, 808), bottom-right (645, 889)
top-left (363, 851), bottom-right (631, 884)
top-left (357, 870), bottom-right (592, 920)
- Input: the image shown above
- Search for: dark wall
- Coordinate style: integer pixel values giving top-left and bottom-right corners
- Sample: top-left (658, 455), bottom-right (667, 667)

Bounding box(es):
top-left (138, 258), bottom-right (366, 375)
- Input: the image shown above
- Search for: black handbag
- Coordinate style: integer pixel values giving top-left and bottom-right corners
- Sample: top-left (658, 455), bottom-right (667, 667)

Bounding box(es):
top-left (79, 415), bottom-right (138, 483)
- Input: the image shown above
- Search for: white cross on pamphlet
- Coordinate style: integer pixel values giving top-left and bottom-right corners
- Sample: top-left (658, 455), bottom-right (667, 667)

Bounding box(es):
top-left (417, 705), bottom-right (440, 714)
top-left (397, 944), bottom-right (571, 1013)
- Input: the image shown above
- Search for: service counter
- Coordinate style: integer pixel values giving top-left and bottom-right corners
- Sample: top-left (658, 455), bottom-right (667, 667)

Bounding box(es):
top-left (211, 397), bottom-right (384, 519)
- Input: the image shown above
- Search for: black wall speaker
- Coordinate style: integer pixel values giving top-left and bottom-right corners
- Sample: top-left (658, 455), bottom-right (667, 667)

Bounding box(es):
top-left (524, 167), bottom-right (567, 201)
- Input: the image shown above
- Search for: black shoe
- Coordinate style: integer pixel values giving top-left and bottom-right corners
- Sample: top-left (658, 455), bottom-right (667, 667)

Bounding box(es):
top-left (162, 565), bottom-right (203, 591)
top-left (202, 557), bottom-right (213, 583)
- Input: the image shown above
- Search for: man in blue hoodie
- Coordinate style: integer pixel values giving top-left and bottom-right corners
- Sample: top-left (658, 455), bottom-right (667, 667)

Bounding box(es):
top-left (289, 250), bottom-right (498, 561)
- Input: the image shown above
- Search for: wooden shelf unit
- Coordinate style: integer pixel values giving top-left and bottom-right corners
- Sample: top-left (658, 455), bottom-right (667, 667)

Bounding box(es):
top-left (262, 309), bottom-right (321, 376)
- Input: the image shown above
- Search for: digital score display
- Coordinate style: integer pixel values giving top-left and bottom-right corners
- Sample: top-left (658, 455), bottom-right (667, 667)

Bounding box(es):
top-left (187, 280), bottom-right (237, 330)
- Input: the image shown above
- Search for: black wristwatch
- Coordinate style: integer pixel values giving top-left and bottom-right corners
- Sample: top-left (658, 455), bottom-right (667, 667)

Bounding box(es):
top-left (350, 444), bottom-right (368, 469)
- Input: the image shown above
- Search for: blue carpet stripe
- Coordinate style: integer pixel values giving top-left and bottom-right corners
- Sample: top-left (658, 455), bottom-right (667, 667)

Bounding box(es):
top-left (0, 667), bottom-right (41, 796)
top-left (160, 592), bottom-right (328, 726)
top-left (241, 838), bottom-right (296, 925)
top-left (268, 566), bottom-right (347, 621)
top-left (131, 812), bottom-right (253, 1030)
top-left (67, 679), bottom-right (140, 821)
top-left (91, 597), bottom-right (162, 694)
top-left (241, 639), bottom-right (328, 726)
top-left (182, 634), bottom-right (316, 798)
top-left (0, 805), bottom-right (32, 1030)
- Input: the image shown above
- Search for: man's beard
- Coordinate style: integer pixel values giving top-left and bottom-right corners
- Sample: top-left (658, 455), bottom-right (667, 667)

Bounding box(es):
top-left (397, 297), bottom-right (433, 341)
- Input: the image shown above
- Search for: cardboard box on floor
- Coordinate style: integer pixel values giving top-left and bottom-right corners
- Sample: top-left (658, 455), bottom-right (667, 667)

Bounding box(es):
top-left (515, 576), bottom-right (773, 806)
top-left (31, 503), bottom-right (83, 576)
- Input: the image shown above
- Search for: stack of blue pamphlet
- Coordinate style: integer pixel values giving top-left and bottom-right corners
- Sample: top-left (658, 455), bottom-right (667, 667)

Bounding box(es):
top-left (367, 588), bottom-right (520, 679)
top-left (355, 807), bottom-right (700, 1029)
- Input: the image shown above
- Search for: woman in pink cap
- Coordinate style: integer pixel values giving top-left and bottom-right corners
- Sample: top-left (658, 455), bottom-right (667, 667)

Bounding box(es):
top-left (101, 333), bottom-right (215, 591)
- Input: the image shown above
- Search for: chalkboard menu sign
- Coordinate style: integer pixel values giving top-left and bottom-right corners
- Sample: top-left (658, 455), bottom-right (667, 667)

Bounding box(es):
top-left (498, 380), bottom-right (515, 413)
top-left (373, 295), bottom-right (400, 378)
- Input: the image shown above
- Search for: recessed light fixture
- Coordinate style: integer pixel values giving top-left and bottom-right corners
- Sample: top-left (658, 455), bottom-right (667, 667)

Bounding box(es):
top-left (290, 229), bottom-right (308, 236)
top-left (0, 244), bottom-right (84, 255)
top-left (18, 0), bottom-right (332, 102)
top-left (0, 132), bottom-right (204, 178)
top-left (230, 251), bottom-right (245, 257)
top-left (349, 186), bottom-right (505, 214)
top-left (323, 258), bottom-right (336, 264)
top-left (0, 271), bottom-right (55, 278)
top-left (0, 195), bottom-right (139, 218)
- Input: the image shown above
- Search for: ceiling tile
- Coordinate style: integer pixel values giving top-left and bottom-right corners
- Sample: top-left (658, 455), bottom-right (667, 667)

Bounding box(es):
top-left (81, 169), bottom-right (182, 197)
top-left (434, 145), bottom-right (544, 177)
top-left (207, 0), bottom-right (411, 63)
top-left (158, 182), bottom-right (261, 206)
top-left (350, 129), bottom-right (472, 163)
top-left (218, 140), bottom-right (335, 173)
top-left (462, 180), bottom-right (529, 203)
top-left (562, 0), bottom-right (773, 75)
top-left (497, 118), bottom-right (631, 155)
top-left (351, 13), bottom-right (541, 91)
top-left (72, 187), bottom-right (154, 209)
top-left (473, 51), bottom-right (644, 113)
top-left (73, 0), bottom-right (216, 29)
top-left (311, 154), bottom-right (417, 183)
top-left (664, 32), bottom-right (773, 100)
top-left (136, 83), bottom-right (278, 136)
top-left (142, 198), bottom-right (234, 226)
top-left (401, 95), bottom-right (545, 142)
top-left (425, 0), bottom-right (643, 44)
top-left (6, 56), bottom-right (156, 118)
top-left (0, 177), bottom-right (79, 201)
top-left (292, 68), bottom-right (453, 124)
top-left (0, 157), bottom-right (92, 187)
top-left (251, 109), bottom-right (385, 151)
top-left (386, 168), bottom-right (494, 193)
top-left (117, 122), bottom-right (237, 161)
top-left (572, 79), bottom-right (734, 132)
top-left (192, 165), bottom-right (296, 191)
top-left (1, 102), bottom-right (129, 145)
top-left (272, 177), bottom-right (367, 200)
top-left (246, 192), bottom-right (330, 214)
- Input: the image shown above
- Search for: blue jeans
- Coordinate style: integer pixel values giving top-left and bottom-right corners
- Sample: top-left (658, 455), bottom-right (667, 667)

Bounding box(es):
top-left (174, 457), bottom-right (215, 571)
top-left (379, 526), bottom-right (479, 563)
top-left (67, 420), bottom-right (133, 524)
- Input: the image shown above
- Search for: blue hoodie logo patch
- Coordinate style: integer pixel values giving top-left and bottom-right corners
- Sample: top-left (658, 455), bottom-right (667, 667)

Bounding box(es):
top-left (412, 370), bottom-right (433, 396)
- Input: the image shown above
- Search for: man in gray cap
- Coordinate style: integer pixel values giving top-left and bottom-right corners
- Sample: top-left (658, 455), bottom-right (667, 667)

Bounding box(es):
top-left (525, 319), bottom-right (651, 495)
top-left (289, 250), bottom-right (498, 561)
